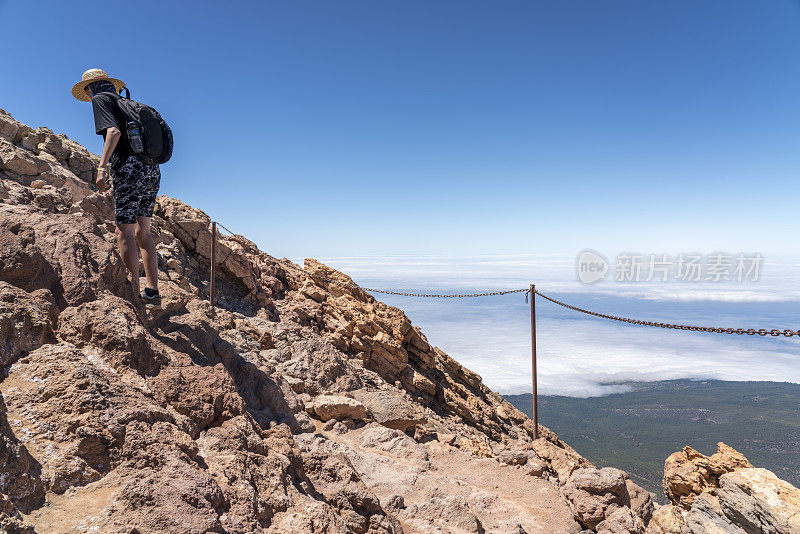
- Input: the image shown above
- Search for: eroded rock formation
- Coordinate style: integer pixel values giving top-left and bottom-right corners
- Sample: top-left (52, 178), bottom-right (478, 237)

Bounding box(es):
top-left (646, 443), bottom-right (800, 534)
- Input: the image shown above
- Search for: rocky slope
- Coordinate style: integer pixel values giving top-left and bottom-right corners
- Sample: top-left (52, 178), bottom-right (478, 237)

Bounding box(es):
top-left (0, 107), bottom-right (797, 534)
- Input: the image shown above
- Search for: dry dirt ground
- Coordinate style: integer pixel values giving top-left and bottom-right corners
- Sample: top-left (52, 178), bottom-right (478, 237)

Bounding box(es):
top-left (305, 421), bottom-right (578, 534)
top-left (18, 420), bottom-right (577, 534)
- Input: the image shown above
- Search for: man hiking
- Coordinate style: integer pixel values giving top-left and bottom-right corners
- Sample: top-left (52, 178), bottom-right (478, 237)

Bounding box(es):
top-left (71, 68), bottom-right (162, 310)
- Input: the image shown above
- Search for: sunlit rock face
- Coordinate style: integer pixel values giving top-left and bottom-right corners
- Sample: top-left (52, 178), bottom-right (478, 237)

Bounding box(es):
top-left (646, 443), bottom-right (800, 534)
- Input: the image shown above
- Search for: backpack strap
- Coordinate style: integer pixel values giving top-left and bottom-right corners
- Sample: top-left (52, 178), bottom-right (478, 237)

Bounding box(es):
top-left (120, 87), bottom-right (131, 99)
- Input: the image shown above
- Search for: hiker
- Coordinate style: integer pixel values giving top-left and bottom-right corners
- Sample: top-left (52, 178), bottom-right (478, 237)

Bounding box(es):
top-left (71, 68), bottom-right (162, 310)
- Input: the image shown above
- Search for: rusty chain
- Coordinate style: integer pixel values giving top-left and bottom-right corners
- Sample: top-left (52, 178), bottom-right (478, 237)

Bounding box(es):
top-left (213, 222), bottom-right (798, 336)
top-left (532, 289), bottom-right (800, 337)
top-left (282, 259), bottom-right (529, 298)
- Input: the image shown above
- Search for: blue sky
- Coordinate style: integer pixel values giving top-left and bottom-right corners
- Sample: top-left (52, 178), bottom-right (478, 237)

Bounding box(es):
top-left (2, 1), bottom-right (799, 258)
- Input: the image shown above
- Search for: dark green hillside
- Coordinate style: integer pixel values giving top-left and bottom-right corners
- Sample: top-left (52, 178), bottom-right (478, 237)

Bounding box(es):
top-left (504, 380), bottom-right (800, 501)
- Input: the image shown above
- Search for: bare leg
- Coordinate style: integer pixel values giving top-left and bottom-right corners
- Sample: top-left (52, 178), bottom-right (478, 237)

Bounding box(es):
top-left (116, 224), bottom-right (140, 294)
top-left (136, 216), bottom-right (159, 292)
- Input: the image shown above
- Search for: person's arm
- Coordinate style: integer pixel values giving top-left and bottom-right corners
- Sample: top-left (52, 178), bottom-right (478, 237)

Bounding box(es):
top-left (91, 93), bottom-right (123, 192)
top-left (96, 126), bottom-right (121, 192)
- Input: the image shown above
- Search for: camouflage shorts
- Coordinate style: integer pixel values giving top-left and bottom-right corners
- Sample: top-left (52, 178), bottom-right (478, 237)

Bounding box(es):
top-left (111, 156), bottom-right (161, 225)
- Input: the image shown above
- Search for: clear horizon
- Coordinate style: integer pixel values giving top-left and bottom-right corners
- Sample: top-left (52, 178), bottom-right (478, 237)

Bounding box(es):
top-left (2, 1), bottom-right (800, 258)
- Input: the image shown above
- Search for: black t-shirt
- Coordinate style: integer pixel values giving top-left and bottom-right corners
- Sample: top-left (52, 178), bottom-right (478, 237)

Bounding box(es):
top-left (91, 92), bottom-right (131, 169)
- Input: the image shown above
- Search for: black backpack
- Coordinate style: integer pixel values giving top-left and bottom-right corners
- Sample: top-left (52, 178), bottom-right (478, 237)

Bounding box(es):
top-left (112, 88), bottom-right (173, 165)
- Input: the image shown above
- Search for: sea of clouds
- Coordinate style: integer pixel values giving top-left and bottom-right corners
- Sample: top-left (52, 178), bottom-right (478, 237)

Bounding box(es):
top-left (300, 254), bottom-right (800, 397)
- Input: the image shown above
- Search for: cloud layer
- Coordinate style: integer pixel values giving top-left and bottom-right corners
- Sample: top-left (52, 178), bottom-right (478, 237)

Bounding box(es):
top-left (309, 254), bottom-right (800, 397)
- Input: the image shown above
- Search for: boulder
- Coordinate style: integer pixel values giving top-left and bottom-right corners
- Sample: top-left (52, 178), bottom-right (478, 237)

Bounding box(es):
top-left (361, 424), bottom-right (428, 461)
top-left (351, 388), bottom-right (427, 431)
top-left (0, 282), bottom-right (57, 369)
top-left (663, 442), bottom-right (753, 509)
top-left (1, 342), bottom-right (177, 494)
top-left (65, 148), bottom-right (96, 175)
top-left (154, 195), bottom-right (211, 247)
top-left (0, 140), bottom-right (42, 176)
top-left (497, 448), bottom-right (531, 466)
top-left (18, 128), bottom-right (46, 153)
top-left (36, 133), bottom-right (68, 160)
top-left (309, 395), bottom-right (367, 422)
top-left (596, 507), bottom-right (645, 534)
top-left (647, 443), bottom-right (800, 534)
top-left (0, 211), bottom-right (58, 294)
top-left (717, 468), bottom-right (800, 534)
top-left (525, 458), bottom-right (547, 477)
top-left (561, 467), bottom-right (653, 530)
top-left (561, 467), bottom-right (628, 529)
top-left (384, 494), bottom-right (405, 511)
top-left (645, 504), bottom-right (688, 534)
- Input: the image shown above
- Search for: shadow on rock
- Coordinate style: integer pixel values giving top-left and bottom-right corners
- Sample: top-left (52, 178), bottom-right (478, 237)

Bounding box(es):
top-left (151, 303), bottom-right (314, 434)
top-left (0, 206), bottom-right (137, 311)
top-left (0, 395), bottom-right (44, 514)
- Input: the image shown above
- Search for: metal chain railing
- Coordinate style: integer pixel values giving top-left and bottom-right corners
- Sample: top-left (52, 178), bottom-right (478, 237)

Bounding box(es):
top-left (533, 289), bottom-right (800, 337)
top-left (212, 221), bottom-right (798, 336)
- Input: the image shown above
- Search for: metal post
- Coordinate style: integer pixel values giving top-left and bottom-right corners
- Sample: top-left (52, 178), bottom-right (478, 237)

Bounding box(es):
top-left (210, 221), bottom-right (217, 312)
top-left (530, 284), bottom-right (538, 440)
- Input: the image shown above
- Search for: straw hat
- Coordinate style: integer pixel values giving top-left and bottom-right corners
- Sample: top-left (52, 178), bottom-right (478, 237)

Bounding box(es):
top-left (71, 68), bottom-right (125, 102)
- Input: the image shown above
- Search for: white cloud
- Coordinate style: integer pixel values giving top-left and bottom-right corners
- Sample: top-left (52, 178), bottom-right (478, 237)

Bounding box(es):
top-left (311, 255), bottom-right (800, 397)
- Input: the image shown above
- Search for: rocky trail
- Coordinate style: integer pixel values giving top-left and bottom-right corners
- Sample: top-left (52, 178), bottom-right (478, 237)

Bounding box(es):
top-left (0, 107), bottom-right (798, 533)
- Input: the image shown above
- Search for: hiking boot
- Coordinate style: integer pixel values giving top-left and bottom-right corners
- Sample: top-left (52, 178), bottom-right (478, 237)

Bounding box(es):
top-left (140, 289), bottom-right (162, 310)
